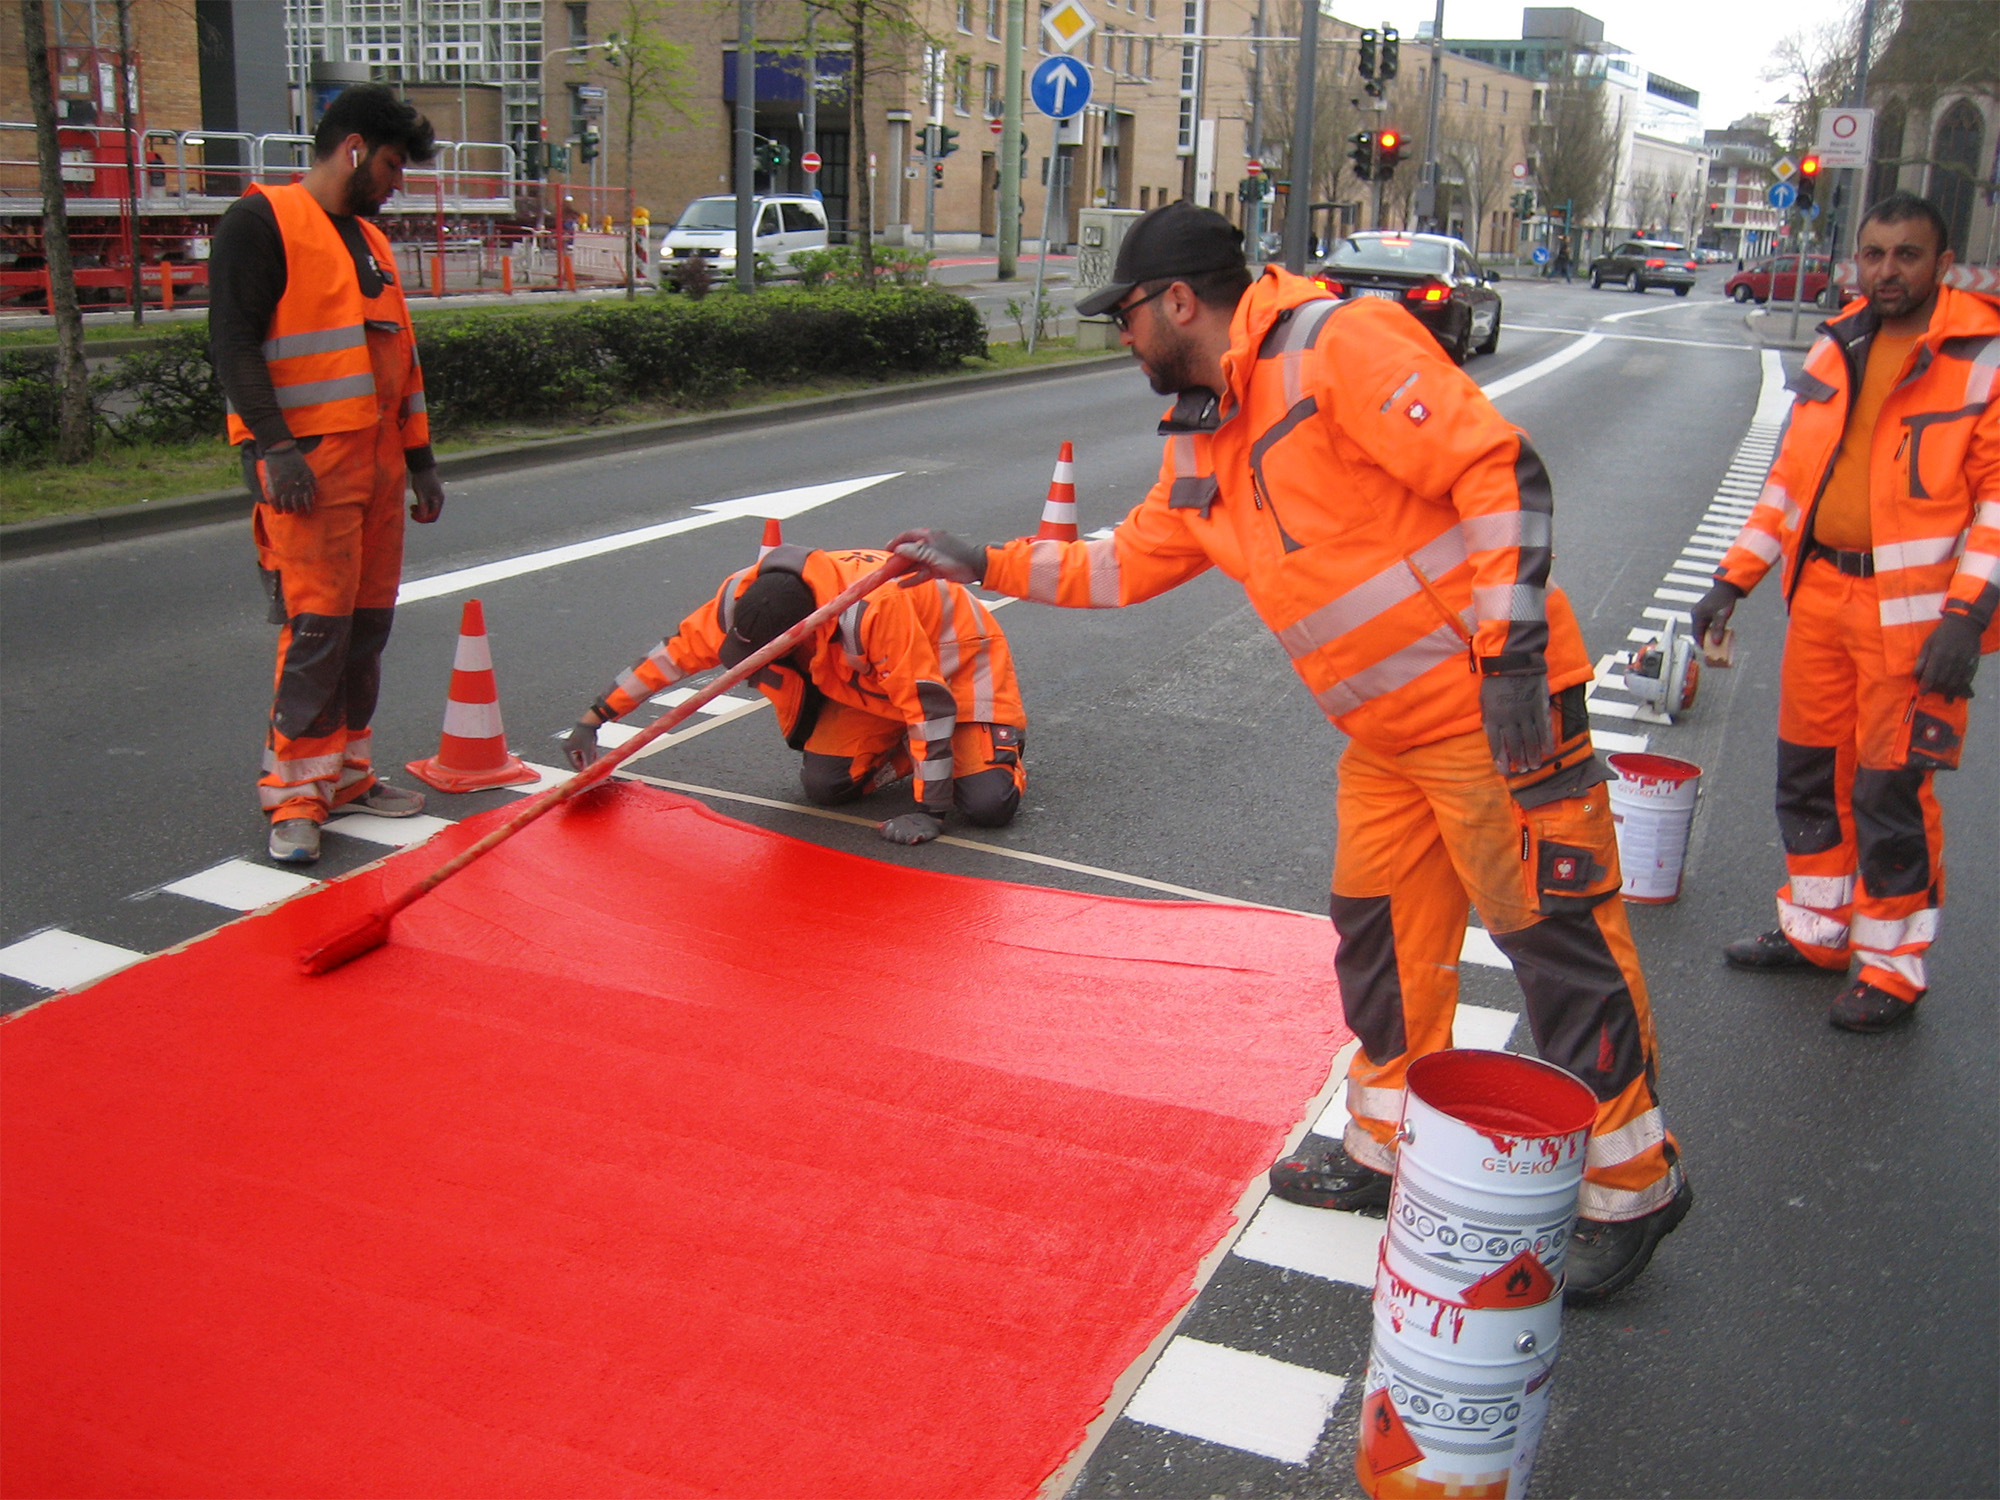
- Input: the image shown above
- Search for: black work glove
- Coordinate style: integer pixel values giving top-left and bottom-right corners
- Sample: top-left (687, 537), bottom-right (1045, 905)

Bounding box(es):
top-left (261, 442), bottom-right (317, 515)
top-left (1480, 669), bottom-right (1555, 775)
top-left (409, 465), bottom-right (445, 524)
top-left (1914, 610), bottom-right (1984, 700)
top-left (563, 720), bottom-right (602, 772)
top-left (1690, 580), bottom-right (1743, 651)
top-left (889, 529), bottom-right (987, 586)
top-left (879, 810), bottom-right (945, 845)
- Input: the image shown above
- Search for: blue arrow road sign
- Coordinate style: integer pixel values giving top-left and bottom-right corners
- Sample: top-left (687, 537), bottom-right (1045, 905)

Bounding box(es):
top-left (1532, 245), bottom-right (1551, 264)
top-left (1768, 181), bottom-right (1798, 210)
top-left (1030, 56), bottom-right (1092, 118)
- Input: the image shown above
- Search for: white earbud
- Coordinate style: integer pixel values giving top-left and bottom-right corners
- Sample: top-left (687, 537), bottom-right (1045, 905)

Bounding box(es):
top-left (350, 148), bottom-right (359, 168)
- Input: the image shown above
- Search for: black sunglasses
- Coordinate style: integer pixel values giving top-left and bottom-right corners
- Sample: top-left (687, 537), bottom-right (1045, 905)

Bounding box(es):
top-left (1110, 283), bottom-right (1173, 332)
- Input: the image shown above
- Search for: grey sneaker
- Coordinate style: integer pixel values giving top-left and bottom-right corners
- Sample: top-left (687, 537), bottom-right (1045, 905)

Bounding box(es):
top-left (339, 780), bottom-right (426, 817)
top-left (268, 817), bottom-right (322, 865)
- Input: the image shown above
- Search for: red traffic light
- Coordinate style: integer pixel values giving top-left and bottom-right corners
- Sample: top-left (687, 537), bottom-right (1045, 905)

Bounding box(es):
top-left (1799, 154), bottom-right (1822, 177)
top-left (1379, 130), bottom-right (1401, 152)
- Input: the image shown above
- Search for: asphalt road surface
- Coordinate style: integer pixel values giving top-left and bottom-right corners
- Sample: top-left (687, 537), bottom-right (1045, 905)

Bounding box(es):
top-left (3, 269), bottom-right (1994, 1496)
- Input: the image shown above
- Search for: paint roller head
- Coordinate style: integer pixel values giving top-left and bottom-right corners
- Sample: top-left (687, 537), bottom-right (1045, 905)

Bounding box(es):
top-left (297, 911), bottom-right (395, 975)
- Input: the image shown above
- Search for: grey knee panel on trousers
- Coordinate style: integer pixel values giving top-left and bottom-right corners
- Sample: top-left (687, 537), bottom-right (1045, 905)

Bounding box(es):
top-left (1329, 893), bottom-right (1406, 1065)
top-left (345, 607), bottom-right (394, 732)
top-left (952, 766), bottom-right (1019, 827)
top-left (1852, 766), bottom-right (1932, 897)
top-left (1775, 740), bottom-right (1843, 855)
top-left (799, 752), bottom-right (862, 806)
top-left (274, 613), bottom-right (354, 740)
top-left (1492, 910), bottom-right (1646, 1102)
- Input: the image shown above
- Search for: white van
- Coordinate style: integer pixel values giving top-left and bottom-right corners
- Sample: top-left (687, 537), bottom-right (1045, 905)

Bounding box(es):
top-left (660, 194), bottom-right (830, 280)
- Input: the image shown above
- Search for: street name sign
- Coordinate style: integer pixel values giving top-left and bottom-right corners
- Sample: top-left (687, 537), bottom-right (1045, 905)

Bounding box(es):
top-left (1768, 181), bottom-right (1797, 210)
top-left (1816, 108), bottom-right (1875, 169)
top-left (1041, 0), bottom-right (1097, 54)
top-left (1030, 56), bottom-right (1092, 119)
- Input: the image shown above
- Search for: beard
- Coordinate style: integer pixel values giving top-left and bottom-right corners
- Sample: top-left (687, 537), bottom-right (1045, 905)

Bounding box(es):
top-left (1141, 322), bottom-right (1205, 395)
top-left (344, 154), bottom-right (389, 217)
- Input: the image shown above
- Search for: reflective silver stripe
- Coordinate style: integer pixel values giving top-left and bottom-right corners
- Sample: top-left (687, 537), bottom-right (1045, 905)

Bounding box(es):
top-left (273, 372), bottom-right (376, 409)
top-left (334, 761), bottom-right (373, 790)
top-left (838, 601), bottom-right (867, 665)
top-left (1788, 873), bottom-right (1853, 908)
top-left (1276, 527), bottom-right (1467, 661)
top-left (402, 390), bottom-right (428, 414)
top-left (1976, 499), bottom-right (2000, 531)
top-left (716, 568), bottom-right (753, 633)
top-left (1959, 548), bottom-right (2000, 585)
top-left (1737, 528), bottom-right (1784, 565)
top-left (1851, 908), bottom-right (1938, 952)
top-left (1256, 298), bottom-right (1339, 407)
top-left (1585, 1108), bottom-right (1665, 1171)
top-left (615, 668), bottom-right (652, 702)
top-left (1472, 582), bottom-right (1546, 623)
top-left (443, 699), bottom-right (504, 739)
top-left (916, 715), bottom-right (957, 741)
top-left (1027, 537), bottom-right (1064, 603)
top-left (262, 747), bottom-right (344, 781)
top-left (645, 643), bottom-right (686, 684)
top-left (1578, 1169), bottom-right (1681, 1222)
top-left (1879, 592), bottom-right (1947, 627)
top-left (1346, 1080), bottom-right (1403, 1122)
top-left (1874, 534), bottom-right (1960, 571)
top-left (1962, 334), bottom-right (2000, 406)
top-left (1379, 371), bottom-right (1419, 414)
top-left (1779, 898), bottom-right (1849, 951)
top-left (259, 782), bottom-right (333, 810)
top-left (1343, 1121), bottom-right (1397, 1174)
top-left (1312, 621), bottom-right (1468, 716)
top-left (970, 637), bottom-right (995, 721)
top-left (934, 583), bottom-right (962, 677)
top-left (262, 323), bottom-right (366, 361)
top-left (1861, 948), bottom-right (1927, 988)
top-left (1085, 536), bottom-right (1121, 607)
top-left (1460, 510), bottom-right (1551, 553)
top-left (917, 759), bottom-right (952, 780)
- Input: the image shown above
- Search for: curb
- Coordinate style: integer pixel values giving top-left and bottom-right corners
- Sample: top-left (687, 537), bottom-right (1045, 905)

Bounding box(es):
top-left (1, 352), bottom-right (1129, 561)
top-left (1742, 307), bottom-right (1822, 352)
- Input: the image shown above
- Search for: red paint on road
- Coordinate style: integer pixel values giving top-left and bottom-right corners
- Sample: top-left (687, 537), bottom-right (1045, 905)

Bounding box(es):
top-left (2, 785), bottom-right (1345, 1498)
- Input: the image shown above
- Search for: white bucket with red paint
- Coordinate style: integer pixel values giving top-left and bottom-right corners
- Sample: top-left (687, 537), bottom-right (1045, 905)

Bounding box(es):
top-left (1606, 752), bottom-right (1703, 903)
top-left (1382, 1051), bottom-right (1596, 1306)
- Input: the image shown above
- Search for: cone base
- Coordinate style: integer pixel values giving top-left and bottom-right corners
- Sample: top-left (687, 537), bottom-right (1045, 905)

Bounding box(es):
top-left (405, 753), bottom-right (541, 794)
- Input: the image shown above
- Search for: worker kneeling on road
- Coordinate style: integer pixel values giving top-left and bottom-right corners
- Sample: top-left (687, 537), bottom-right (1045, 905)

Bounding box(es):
top-left (1694, 193), bottom-right (1998, 1032)
top-left (891, 203), bottom-right (1689, 1303)
top-left (565, 545), bottom-right (1027, 844)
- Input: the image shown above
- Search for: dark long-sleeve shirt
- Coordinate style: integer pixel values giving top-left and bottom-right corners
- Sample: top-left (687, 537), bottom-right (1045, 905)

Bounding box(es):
top-left (208, 193), bottom-right (434, 470)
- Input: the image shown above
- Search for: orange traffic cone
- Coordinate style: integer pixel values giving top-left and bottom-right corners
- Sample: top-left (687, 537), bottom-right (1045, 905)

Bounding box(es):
top-left (1037, 441), bottom-right (1079, 541)
top-left (405, 598), bottom-right (540, 792)
top-left (758, 517), bottom-right (783, 560)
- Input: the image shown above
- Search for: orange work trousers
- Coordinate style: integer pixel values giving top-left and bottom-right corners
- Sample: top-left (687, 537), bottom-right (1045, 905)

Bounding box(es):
top-left (1332, 725), bottom-right (1681, 1223)
top-left (1773, 556), bottom-right (1968, 1001)
top-left (251, 329), bottom-right (413, 824)
top-left (798, 699), bottom-right (1025, 827)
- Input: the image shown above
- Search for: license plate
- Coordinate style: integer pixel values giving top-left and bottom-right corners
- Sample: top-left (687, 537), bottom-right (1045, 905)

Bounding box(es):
top-left (1358, 287), bottom-right (1396, 299)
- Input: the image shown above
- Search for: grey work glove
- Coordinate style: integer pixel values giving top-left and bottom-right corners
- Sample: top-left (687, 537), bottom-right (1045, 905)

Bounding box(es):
top-left (409, 465), bottom-right (445, 524)
top-left (260, 442), bottom-right (317, 515)
top-left (563, 720), bottom-right (602, 772)
top-left (1914, 610), bottom-right (1984, 700)
top-left (889, 528), bottom-right (987, 586)
top-left (1690, 580), bottom-right (1743, 651)
top-left (879, 810), bottom-right (945, 845)
top-left (1480, 670), bottom-right (1556, 775)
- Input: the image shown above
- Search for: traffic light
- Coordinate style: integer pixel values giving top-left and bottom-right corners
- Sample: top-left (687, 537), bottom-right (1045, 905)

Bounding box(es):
top-left (1379, 27), bottom-right (1400, 80)
top-left (1349, 130), bottom-right (1375, 181)
top-left (1376, 129), bottom-right (1405, 178)
top-left (525, 141), bottom-right (545, 178)
top-left (933, 161), bottom-right (946, 187)
top-left (938, 125), bottom-right (960, 158)
top-left (579, 125), bottom-right (600, 164)
top-left (1796, 154), bottom-right (1821, 212)
top-left (753, 137), bottom-right (791, 171)
top-left (1358, 28), bottom-right (1377, 81)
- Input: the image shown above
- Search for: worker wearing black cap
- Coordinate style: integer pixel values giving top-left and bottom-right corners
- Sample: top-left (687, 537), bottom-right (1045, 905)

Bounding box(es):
top-left (889, 201), bottom-right (1690, 1304)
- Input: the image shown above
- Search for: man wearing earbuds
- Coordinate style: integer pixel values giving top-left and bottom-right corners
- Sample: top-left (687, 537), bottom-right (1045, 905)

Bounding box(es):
top-left (209, 85), bottom-right (444, 865)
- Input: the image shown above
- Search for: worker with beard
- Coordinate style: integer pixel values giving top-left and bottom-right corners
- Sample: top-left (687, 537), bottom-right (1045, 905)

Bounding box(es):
top-left (890, 202), bottom-right (1690, 1304)
top-left (209, 85), bottom-right (444, 865)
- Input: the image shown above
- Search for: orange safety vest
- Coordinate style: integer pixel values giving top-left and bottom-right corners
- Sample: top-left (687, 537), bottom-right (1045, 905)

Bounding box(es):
top-left (224, 182), bottom-right (427, 447)
top-left (1716, 283), bottom-right (2000, 668)
top-left (983, 268), bottom-right (1594, 756)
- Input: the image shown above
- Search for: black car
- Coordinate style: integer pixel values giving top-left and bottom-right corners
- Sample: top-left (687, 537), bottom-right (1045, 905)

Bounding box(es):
top-left (1588, 239), bottom-right (1698, 295)
top-left (1311, 232), bottom-right (1502, 362)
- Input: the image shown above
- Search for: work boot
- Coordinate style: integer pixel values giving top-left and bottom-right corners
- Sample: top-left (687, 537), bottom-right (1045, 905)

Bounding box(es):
top-left (1829, 980), bottom-right (1920, 1033)
top-left (1268, 1138), bottom-right (1392, 1213)
top-left (1722, 928), bottom-right (1828, 970)
top-left (268, 818), bottom-right (322, 865)
top-left (338, 780), bottom-right (427, 818)
top-left (1564, 1176), bottom-right (1694, 1306)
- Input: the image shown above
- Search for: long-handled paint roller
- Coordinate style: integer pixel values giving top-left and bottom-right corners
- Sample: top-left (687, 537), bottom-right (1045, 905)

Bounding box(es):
top-left (299, 552), bottom-right (914, 975)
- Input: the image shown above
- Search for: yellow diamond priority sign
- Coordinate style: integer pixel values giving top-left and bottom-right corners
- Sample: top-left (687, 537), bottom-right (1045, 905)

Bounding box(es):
top-left (1772, 156), bottom-right (1797, 182)
top-left (1042, 0), bottom-right (1097, 54)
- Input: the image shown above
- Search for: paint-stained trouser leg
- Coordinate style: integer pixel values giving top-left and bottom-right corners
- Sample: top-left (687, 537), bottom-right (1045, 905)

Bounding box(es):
top-left (1333, 730), bottom-right (1681, 1222)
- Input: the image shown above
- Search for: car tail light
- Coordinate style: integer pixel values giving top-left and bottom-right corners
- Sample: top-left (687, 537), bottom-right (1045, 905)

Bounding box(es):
top-left (1684, 260), bottom-right (1697, 271)
top-left (1644, 259), bottom-right (1665, 269)
top-left (1314, 275), bottom-right (1345, 297)
top-left (1404, 280), bottom-right (1450, 303)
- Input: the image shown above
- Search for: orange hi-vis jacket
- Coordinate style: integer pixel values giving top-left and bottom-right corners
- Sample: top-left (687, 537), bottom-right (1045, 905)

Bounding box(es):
top-left (982, 268), bottom-right (1593, 755)
top-left (1715, 284), bottom-right (2000, 666)
top-left (224, 182), bottom-right (430, 449)
top-left (596, 546), bottom-right (1025, 809)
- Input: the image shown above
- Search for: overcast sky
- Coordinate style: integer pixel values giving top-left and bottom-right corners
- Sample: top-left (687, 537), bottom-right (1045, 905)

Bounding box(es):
top-left (1360, 0), bottom-right (1834, 131)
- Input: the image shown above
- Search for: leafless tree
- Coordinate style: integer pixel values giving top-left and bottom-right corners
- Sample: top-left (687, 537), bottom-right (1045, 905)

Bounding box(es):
top-left (20, 0), bottom-right (92, 462)
top-left (1626, 170), bottom-right (1665, 236)
top-left (598, 0), bottom-right (694, 297)
top-left (1765, 0), bottom-right (1907, 155)
top-left (1530, 47), bottom-right (1617, 247)
top-left (1436, 104), bottom-right (1506, 251)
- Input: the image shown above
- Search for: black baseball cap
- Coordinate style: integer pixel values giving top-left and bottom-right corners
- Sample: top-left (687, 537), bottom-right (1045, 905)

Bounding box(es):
top-left (718, 571), bottom-right (817, 667)
top-left (1077, 202), bottom-right (1246, 318)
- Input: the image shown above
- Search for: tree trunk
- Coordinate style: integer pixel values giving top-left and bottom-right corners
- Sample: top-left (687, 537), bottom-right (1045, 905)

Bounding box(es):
top-left (22, 0), bottom-right (93, 463)
top-left (624, 84), bottom-right (638, 298)
top-left (850, 16), bottom-right (875, 280)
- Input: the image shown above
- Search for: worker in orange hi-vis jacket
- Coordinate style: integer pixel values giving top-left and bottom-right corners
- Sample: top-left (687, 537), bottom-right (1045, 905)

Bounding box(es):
top-left (565, 545), bottom-right (1028, 845)
top-left (209, 85), bottom-right (444, 867)
top-left (890, 202), bottom-right (1690, 1305)
top-left (1693, 193), bottom-right (1999, 1034)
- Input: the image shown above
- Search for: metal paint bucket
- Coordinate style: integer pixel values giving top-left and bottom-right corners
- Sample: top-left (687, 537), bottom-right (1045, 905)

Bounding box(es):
top-left (1382, 1051), bottom-right (1596, 1306)
top-left (1606, 751), bottom-right (1703, 903)
top-left (1355, 1253), bottom-right (1564, 1499)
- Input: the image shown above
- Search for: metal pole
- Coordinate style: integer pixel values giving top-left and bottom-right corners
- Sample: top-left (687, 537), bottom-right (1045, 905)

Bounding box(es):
top-left (1418, 0), bottom-right (1444, 232)
top-left (1823, 0), bottom-right (1877, 306)
top-left (1247, 0), bottom-right (1264, 257)
top-left (117, 0), bottom-right (142, 325)
top-left (735, 0), bottom-right (757, 293)
top-left (1281, 0), bottom-right (1320, 272)
top-left (802, 12), bottom-right (817, 197)
top-left (1787, 213), bottom-right (1808, 341)
top-left (999, 0), bottom-right (1024, 276)
top-left (924, 122), bottom-right (939, 249)
top-left (1028, 130), bottom-right (1061, 353)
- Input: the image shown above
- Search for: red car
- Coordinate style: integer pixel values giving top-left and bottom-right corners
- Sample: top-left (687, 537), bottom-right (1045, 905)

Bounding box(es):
top-left (1725, 254), bottom-right (1830, 304)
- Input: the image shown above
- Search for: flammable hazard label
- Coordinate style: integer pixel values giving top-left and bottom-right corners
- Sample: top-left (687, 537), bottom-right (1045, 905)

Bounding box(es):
top-left (1463, 1246), bottom-right (1556, 1309)
top-left (1360, 1387), bottom-right (1424, 1475)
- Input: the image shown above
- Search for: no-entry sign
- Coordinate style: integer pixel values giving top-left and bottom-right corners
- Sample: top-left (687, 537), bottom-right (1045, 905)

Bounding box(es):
top-left (1246, 159), bottom-right (1262, 176)
top-left (1815, 108), bottom-right (1874, 170)
top-left (801, 150), bottom-right (823, 174)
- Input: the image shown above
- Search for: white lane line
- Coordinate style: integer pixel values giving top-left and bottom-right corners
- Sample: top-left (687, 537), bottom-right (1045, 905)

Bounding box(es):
top-left (163, 859), bottom-right (319, 911)
top-left (0, 930), bottom-right (146, 992)
top-left (498, 761), bottom-right (572, 795)
top-left (1755, 349), bottom-right (1792, 425)
top-left (396, 474), bottom-right (901, 604)
top-left (1122, 1338), bottom-right (1348, 1466)
top-left (1236, 1197), bottom-right (1384, 1288)
top-left (1681, 543), bottom-right (1729, 558)
top-left (1588, 696), bottom-right (1643, 719)
top-left (1599, 299), bottom-right (1704, 324)
top-left (1595, 728), bottom-right (1651, 753)
top-left (1655, 587), bottom-right (1705, 603)
top-left (1504, 323), bottom-right (1755, 353)
top-left (1645, 606), bottom-right (1692, 625)
top-left (651, 687), bottom-right (760, 715)
top-left (1461, 927), bottom-right (1510, 970)
top-left (1664, 573), bottom-right (1713, 588)
top-left (1674, 559), bottom-right (1721, 575)
top-left (1479, 333), bottom-right (1605, 401)
top-left (578, 699), bottom-right (770, 756)
top-left (322, 812), bottom-right (455, 847)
